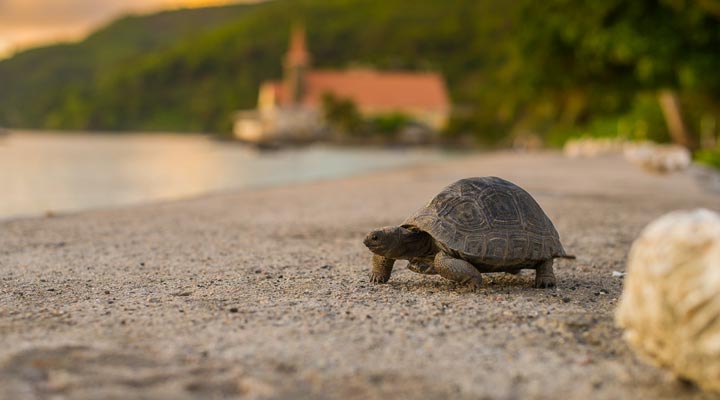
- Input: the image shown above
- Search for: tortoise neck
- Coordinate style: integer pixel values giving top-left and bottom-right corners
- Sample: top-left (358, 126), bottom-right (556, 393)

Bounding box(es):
top-left (402, 231), bottom-right (435, 258)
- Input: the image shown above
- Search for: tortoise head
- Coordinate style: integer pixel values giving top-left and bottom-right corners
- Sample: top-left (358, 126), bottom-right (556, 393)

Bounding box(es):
top-left (363, 226), bottom-right (429, 258)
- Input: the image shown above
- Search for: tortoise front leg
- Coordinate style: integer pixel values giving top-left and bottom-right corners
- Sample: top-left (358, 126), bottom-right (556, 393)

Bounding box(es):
top-left (370, 254), bottom-right (395, 283)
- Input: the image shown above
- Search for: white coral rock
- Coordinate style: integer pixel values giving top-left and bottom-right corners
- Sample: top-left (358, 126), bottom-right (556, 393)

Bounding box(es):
top-left (623, 142), bottom-right (691, 173)
top-left (616, 209), bottom-right (720, 392)
top-left (563, 137), bottom-right (625, 158)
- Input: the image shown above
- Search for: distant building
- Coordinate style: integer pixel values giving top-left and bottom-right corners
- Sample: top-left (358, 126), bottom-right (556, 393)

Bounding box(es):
top-left (233, 26), bottom-right (450, 143)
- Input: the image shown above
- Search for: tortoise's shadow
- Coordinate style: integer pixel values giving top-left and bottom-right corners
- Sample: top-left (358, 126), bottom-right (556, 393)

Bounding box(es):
top-left (394, 272), bottom-right (536, 293)
top-left (389, 270), bottom-right (597, 294)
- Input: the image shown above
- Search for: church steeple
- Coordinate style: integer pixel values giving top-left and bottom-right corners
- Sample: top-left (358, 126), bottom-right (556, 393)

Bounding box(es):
top-left (284, 24), bottom-right (310, 105)
top-left (285, 24), bottom-right (310, 67)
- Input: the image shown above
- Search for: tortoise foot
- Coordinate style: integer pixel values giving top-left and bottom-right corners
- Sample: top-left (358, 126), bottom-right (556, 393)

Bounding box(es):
top-left (465, 276), bottom-right (484, 290)
top-left (534, 260), bottom-right (556, 288)
top-left (534, 275), bottom-right (556, 288)
top-left (369, 272), bottom-right (390, 284)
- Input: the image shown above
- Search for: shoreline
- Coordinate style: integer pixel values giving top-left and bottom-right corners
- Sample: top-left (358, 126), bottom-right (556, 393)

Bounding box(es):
top-left (0, 152), bottom-right (452, 224)
top-left (1, 151), bottom-right (719, 399)
top-left (1, 133), bottom-right (458, 221)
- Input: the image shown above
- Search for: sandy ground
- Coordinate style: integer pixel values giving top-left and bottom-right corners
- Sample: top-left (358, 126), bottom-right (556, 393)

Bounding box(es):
top-left (1, 151), bottom-right (719, 400)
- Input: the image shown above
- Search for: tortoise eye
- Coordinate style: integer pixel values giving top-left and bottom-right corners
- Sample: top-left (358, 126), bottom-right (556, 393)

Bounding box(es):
top-left (371, 235), bottom-right (378, 241)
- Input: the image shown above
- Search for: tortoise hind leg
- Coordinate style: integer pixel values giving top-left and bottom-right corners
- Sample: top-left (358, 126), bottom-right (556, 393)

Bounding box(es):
top-left (434, 252), bottom-right (483, 290)
top-left (534, 259), bottom-right (556, 288)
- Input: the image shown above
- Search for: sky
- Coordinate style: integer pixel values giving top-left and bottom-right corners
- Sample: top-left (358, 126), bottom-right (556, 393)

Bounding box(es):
top-left (0, 0), bottom-right (246, 58)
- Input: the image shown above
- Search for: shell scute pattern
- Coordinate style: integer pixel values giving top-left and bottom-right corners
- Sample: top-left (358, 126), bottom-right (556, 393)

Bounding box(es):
top-left (487, 235), bottom-right (509, 259)
top-left (515, 190), bottom-right (552, 233)
top-left (509, 233), bottom-right (530, 260)
top-left (436, 195), bottom-right (488, 231)
top-left (484, 190), bottom-right (522, 229)
top-left (403, 177), bottom-right (565, 264)
top-left (528, 235), bottom-right (546, 260)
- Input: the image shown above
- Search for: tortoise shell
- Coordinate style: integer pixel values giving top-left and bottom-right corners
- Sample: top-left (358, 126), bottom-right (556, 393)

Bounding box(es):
top-left (403, 177), bottom-right (566, 265)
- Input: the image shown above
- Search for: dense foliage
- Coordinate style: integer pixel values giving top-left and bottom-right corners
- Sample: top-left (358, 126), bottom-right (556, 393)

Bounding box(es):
top-left (695, 148), bottom-right (720, 169)
top-left (321, 93), bottom-right (363, 135)
top-left (0, 0), bottom-right (514, 134)
top-left (0, 3), bottom-right (258, 130)
top-left (0, 0), bottom-right (718, 149)
top-left (322, 93), bottom-right (412, 138)
top-left (509, 0), bottom-right (720, 147)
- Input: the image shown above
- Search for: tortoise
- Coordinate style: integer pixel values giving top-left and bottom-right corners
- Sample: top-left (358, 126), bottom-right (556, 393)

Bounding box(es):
top-left (363, 177), bottom-right (574, 289)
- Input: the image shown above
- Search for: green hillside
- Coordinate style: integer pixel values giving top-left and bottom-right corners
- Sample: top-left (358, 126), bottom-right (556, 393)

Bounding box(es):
top-left (0, 3), bottom-right (258, 130)
top-left (0, 0), bottom-right (517, 134)
top-left (0, 0), bottom-right (718, 149)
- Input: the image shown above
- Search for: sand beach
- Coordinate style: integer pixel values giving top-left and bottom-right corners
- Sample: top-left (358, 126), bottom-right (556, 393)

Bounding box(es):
top-left (1, 151), bottom-right (719, 399)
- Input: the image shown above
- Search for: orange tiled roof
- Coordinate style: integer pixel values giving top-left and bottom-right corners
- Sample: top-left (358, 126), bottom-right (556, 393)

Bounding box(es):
top-left (266, 69), bottom-right (449, 112)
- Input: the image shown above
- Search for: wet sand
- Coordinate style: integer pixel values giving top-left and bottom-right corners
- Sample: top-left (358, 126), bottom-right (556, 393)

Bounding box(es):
top-left (1, 151), bottom-right (718, 399)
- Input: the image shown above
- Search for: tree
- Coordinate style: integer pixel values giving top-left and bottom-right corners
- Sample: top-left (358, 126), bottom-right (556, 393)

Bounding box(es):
top-left (512, 0), bottom-right (720, 149)
top-left (321, 93), bottom-right (363, 135)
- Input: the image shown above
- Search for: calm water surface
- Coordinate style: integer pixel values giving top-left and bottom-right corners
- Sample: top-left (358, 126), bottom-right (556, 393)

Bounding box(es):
top-left (0, 131), bottom-right (454, 219)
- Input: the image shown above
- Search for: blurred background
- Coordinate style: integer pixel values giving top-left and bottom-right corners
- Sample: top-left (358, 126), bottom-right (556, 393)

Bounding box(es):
top-left (0, 0), bottom-right (718, 218)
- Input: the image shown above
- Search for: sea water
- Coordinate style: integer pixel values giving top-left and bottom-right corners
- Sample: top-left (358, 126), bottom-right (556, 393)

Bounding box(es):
top-left (0, 131), bottom-right (454, 219)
